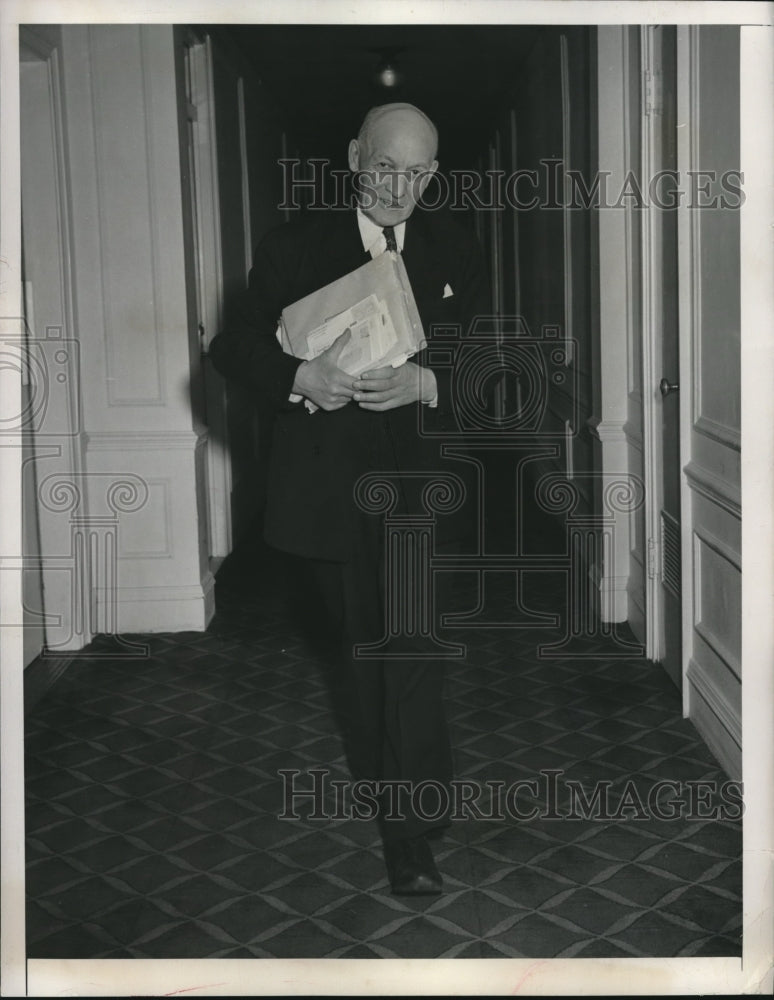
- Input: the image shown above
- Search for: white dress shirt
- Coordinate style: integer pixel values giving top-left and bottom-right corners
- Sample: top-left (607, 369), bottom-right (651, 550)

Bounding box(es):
top-left (356, 209), bottom-right (406, 258)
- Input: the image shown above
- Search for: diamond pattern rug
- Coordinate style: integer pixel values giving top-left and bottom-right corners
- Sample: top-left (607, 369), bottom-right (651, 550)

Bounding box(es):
top-left (25, 521), bottom-right (742, 959)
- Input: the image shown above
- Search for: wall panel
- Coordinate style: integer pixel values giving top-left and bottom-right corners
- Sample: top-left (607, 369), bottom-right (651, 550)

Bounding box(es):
top-left (680, 25), bottom-right (742, 777)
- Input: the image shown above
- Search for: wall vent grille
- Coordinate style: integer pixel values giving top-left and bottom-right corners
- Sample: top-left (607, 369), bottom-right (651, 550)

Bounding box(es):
top-left (661, 509), bottom-right (681, 598)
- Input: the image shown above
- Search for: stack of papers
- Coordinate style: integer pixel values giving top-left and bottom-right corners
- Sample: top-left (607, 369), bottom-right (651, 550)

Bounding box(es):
top-left (280, 250), bottom-right (425, 377)
top-left (305, 294), bottom-right (398, 376)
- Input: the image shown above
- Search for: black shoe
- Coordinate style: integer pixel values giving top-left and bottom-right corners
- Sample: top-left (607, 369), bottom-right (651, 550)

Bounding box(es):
top-left (384, 835), bottom-right (443, 895)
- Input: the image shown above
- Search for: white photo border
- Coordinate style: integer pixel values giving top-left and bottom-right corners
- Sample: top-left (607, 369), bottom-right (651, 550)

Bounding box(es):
top-left (1, 2), bottom-right (771, 996)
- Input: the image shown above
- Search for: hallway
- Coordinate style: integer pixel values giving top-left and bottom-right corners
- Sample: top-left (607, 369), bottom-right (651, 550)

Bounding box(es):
top-left (25, 515), bottom-right (742, 960)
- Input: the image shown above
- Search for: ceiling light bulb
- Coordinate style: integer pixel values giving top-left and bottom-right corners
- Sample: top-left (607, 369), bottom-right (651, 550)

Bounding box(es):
top-left (375, 59), bottom-right (402, 88)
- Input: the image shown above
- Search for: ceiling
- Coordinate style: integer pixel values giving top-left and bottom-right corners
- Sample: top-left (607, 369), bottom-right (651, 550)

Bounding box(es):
top-left (224, 25), bottom-right (540, 171)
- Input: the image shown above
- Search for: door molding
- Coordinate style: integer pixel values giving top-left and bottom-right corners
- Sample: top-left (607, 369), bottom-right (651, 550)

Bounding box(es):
top-left (182, 31), bottom-right (232, 568)
top-left (676, 25), bottom-right (702, 712)
top-left (639, 24), bottom-right (667, 664)
top-left (20, 26), bottom-right (90, 654)
top-left (591, 26), bottom-right (642, 628)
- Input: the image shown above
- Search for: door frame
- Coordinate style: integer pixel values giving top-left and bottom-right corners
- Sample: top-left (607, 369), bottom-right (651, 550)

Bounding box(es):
top-left (639, 24), bottom-right (666, 665)
top-left (674, 25), bottom-right (697, 710)
top-left (181, 29), bottom-right (232, 572)
top-left (19, 26), bottom-right (89, 656)
top-left (638, 24), bottom-right (693, 699)
top-left (595, 26), bottom-right (693, 680)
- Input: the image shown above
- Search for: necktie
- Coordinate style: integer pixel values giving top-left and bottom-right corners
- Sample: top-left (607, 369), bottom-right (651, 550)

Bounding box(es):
top-left (383, 226), bottom-right (398, 253)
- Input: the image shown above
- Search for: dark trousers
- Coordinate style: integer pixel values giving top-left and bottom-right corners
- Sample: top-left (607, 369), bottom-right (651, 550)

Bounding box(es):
top-left (309, 494), bottom-right (456, 844)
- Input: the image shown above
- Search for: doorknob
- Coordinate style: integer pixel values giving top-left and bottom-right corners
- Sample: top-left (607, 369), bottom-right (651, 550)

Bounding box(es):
top-left (659, 378), bottom-right (679, 397)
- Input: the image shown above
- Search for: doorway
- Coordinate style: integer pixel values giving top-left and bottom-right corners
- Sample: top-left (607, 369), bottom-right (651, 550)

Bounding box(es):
top-left (182, 30), bottom-right (232, 575)
top-left (641, 25), bottom-right (682, 687)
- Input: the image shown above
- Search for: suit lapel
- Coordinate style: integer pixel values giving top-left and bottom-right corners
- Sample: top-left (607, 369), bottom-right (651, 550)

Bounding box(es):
top-left (402, 210), bottom-right (445, 307)
top-left (317, 210), bottom-right (370, 279)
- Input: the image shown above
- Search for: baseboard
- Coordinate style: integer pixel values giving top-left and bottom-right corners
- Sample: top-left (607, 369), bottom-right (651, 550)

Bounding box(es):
top-left (24, 653), bottom-right (75, 713)
top-left (686, 658), bottom-right (742, 780)
top-left (24, 576), bottom-right (217, 709)
top-left (589, 561), bottom-right (629, 623)
top-left (96, 573), bottom-right (217, 634)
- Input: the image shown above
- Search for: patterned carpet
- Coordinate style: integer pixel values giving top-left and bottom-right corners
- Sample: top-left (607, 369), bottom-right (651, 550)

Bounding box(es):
top-left (25, 514), bottom-right (742, 959)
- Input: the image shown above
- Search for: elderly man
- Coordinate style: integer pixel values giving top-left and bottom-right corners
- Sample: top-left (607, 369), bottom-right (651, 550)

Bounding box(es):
top-left (210, 103), bottom-right (489, 894)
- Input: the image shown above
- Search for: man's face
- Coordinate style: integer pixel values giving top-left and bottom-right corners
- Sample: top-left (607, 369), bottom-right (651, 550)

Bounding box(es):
top-left (348, 111), bottom-right (438, 228)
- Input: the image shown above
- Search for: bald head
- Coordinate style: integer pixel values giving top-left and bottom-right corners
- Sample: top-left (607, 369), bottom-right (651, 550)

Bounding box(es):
top-left (357, 103), bottom-right (439, 161)
top-left (348, 103), bottom-right (440, 227)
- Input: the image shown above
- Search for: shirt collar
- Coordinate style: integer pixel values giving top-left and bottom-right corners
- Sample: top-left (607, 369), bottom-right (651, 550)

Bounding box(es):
top-left (356, 208), bottom-right (406, 256)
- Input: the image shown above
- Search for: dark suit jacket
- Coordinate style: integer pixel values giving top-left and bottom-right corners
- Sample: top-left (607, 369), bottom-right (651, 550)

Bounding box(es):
top-left (210, 207), bottom-right (490, 561)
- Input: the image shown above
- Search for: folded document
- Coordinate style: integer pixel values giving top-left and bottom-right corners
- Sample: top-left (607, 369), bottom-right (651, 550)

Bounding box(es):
top-left (279, 251), bottom-right (425, 378)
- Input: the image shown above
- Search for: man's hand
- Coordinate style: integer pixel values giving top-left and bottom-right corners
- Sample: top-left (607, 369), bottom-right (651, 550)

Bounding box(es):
top-left (292, 329), bottom-right (356, 411)
top-left (352, 361), bottom-right (437, 411)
